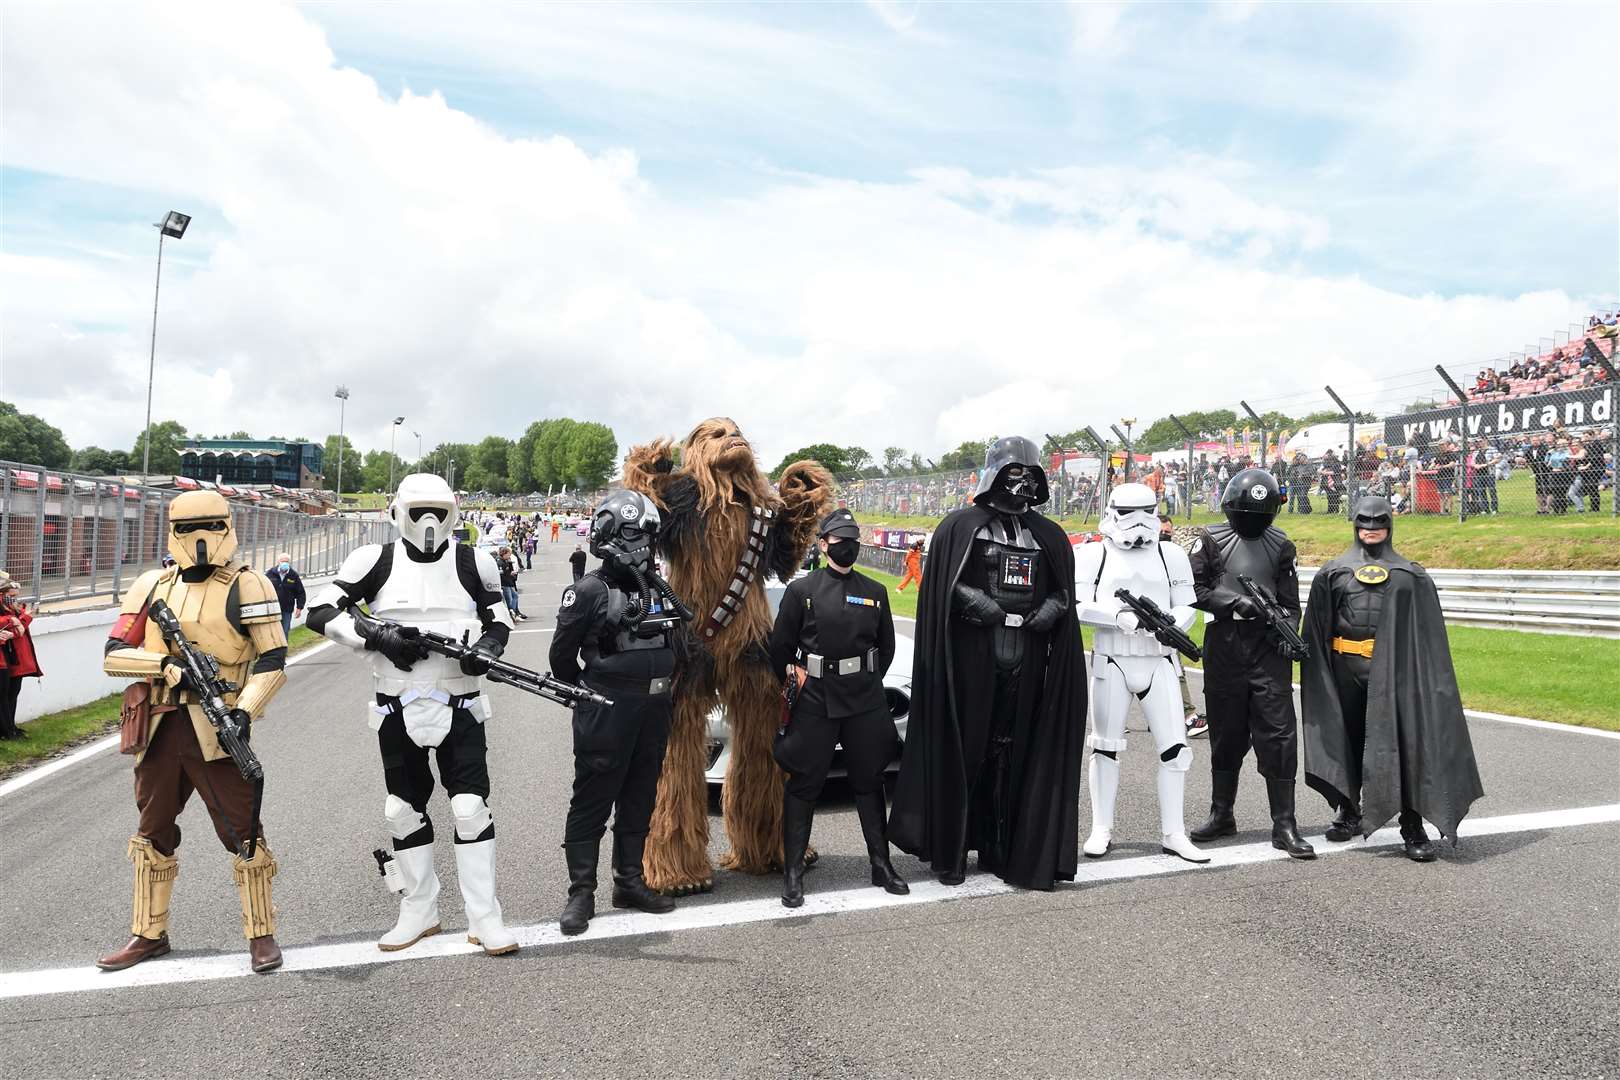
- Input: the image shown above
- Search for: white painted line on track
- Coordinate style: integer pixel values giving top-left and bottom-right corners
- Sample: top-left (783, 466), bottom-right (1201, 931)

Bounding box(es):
top-left (2, 802), bottom-right (1613, 1001)
top-left (1462, 709), bottom-right (1620, 740)
top-left (0, 640), bottom-right (338, 802)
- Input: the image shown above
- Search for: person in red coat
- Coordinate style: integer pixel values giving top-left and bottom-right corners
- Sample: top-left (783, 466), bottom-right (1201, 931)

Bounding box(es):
top-left (0, 571), bottom-right (42, 739)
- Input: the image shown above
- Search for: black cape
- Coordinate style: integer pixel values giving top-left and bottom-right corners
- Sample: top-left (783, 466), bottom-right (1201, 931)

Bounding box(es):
top-left (889, 504), bottom-right (1087, 889)
top-left (1301, 544), bottom-right (1483, 841)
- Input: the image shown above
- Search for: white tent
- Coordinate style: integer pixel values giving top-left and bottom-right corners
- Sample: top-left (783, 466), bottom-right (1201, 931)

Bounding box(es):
top-left (1280, 423), bottom-right (1352, 459)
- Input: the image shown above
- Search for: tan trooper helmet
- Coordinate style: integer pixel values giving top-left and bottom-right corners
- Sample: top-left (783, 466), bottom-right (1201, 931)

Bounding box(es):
top-left (390, 473), bottom-right (459, 556)
top-left (167, 490), bottom-right (238, 569)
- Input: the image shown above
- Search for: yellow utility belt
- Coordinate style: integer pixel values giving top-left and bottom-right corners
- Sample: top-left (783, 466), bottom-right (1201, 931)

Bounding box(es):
top-left (1331, 637), bottom-right (1375, 658)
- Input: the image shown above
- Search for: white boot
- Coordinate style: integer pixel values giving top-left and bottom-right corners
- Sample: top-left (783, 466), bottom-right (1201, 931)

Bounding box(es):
top-left (1158, 763), bottom-right (1210, 864)
top-left (1084, 752), bottom-right (1119, 858)
top-left (378, 845), bottom-right (442, 951)
top-left (455, 839), bottom-right (518, 956)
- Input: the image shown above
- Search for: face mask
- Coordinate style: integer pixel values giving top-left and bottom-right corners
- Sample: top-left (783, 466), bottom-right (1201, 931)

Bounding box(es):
top-left (827, 539), bottom-right (860, 567)
top-left (277, 562), bottom-right (291, 572)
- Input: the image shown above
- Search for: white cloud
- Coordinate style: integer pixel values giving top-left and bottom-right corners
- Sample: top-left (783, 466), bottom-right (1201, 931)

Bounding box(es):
top-left (0, 1), bottom-right (1603, 477)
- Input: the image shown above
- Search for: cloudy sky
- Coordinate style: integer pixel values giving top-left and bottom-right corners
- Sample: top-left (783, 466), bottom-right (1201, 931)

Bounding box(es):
top-left (3, 0), bottom-right (1615, 469)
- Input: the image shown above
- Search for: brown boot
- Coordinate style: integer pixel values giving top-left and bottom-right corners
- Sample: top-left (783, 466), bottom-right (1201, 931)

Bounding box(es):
top-left (248, 935), bottom-right (282, 973)
top-left (96, 933), bottom-right (171, 971)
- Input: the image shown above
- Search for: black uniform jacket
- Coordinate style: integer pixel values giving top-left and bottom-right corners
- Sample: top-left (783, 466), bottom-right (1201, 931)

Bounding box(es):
top-left (1301, 540), bottom-right (1483, 841)
top-left (767, 566), bottom-right (895, 720)
top-left (889, 503), bottom-right (1086, 891)
top-left (550, 572), bottom-right (675, 690)
top-left (1188, 524), bottom-right (1300, 620)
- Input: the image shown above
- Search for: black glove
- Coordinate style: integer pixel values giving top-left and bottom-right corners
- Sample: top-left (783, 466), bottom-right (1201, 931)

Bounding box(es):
top-left (226, 708), bottom-right (252, 743)
top-left (459, 634), bottom-right (504, 677)
top-left (1232, 596), bottom-right (1263, 620)
top-left (1023, 591), bottom-right (1071, 634)
top-left (952, 584), bottom-right (1007, 628)
top-left (161, 657), bottom-right (198, 693)
top-left (365, 622), bottom-right (429, 672)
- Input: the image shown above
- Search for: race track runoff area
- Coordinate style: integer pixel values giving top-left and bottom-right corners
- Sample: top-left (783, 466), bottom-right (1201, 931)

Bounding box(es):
top-left (1, 543), bottom-right (1615, 1079)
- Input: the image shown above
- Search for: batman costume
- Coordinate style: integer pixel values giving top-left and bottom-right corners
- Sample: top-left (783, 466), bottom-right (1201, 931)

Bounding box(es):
top-left (889, 437), bottom-right (1086, 891)
top-left (1301, 496), bottom-right (1483, 860)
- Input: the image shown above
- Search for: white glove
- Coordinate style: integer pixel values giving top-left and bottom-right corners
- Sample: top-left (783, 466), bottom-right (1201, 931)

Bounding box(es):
top-left (1115, 610), bottom-right (1140, 632)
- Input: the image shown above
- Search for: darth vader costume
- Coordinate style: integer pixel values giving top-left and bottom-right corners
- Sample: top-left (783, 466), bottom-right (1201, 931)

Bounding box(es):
top-left (1301, 497), bottom-right (1483, 859)
top-left (889, 437), bottom-right (1086, 890)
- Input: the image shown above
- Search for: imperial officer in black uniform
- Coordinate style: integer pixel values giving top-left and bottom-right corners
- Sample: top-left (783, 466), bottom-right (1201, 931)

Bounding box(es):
top-left (1301, 497), bottom-right (1483, 861)
top-left (1187, 469), bottom-right (1314, 858)
top-left (550, 491), bottom-right (691, 934)
top-left (769, 508), bottom-right (905, 908)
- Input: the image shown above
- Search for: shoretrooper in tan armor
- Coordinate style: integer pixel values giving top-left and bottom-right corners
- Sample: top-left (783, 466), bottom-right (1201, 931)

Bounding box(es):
top-left (96, 490), bottom-right (289, 974)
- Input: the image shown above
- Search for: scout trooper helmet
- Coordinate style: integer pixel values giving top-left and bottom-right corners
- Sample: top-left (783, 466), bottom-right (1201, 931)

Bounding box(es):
top-left (389, 473), bottom-right (459, 557)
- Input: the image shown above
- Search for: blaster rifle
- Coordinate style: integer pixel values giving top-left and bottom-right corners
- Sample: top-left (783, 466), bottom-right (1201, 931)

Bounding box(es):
top-left (148, 599), bottom-right (263, 782)
top-left (345, 604), bottom-right (613, 709)
top-left (1236, 574), bottom-right (1309, 662)
top-left (1113, 588), bottom-right (1203, 662)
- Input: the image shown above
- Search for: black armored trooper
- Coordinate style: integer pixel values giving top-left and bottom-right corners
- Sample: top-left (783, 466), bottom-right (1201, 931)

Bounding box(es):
top-left (1188, 468), bottom-right (1314, 858)
top-left (550, 490), bottom-right (693, 934)
top-left (768, 507), bottom-right (904, 908)
top-left (890, 437), bottom-right (1087, 892)
top-left (1301, 497), bottom-right (1482, 861)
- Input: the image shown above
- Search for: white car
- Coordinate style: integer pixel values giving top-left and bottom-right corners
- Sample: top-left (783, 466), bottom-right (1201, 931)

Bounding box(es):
top-left (704, 578), bottom-right (913, 785)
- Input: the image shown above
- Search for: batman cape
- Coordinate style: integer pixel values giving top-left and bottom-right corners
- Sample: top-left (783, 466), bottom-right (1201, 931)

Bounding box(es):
top-left (1301, 536), bottom-right (1483, 841)
top-left (888, 504), bottom-right (1086, 890)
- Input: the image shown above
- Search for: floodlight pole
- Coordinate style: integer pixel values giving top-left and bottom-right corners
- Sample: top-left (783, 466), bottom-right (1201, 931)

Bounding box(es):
top-left (389, 417), bottom-right (405, 493)
top-left (334, 386), bottom-right (350, 507)
top-left (142, 214), bottom-right (189, 482)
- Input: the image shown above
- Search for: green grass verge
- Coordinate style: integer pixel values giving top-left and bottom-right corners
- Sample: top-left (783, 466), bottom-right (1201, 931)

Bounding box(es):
top-left (861, 566), bottom-right (1617, 731)
top-left (0, 625), bottom-right (326, 776)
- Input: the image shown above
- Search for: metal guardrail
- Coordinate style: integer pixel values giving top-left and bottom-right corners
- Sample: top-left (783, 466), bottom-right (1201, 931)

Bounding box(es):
top-left (0, 460), bottom-right (393, 609)
top-left (1297, 567), bottom-right (1620, 638)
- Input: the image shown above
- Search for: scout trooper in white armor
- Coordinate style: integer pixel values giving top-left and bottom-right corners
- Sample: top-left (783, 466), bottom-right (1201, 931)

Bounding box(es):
top-left (306, 474), bottom-right (519, 955)
top-left (1074, 483), bottom-right (1209, 864)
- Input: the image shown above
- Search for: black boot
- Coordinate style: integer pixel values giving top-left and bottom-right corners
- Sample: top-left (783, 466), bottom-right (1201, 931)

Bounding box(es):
top-left (854, 791), bottom-right (909, 896)
top-left (610, 833), bottom-right (675, 914)
top-left (1190, 770), bottom-right (1239, 841)
top-left (559, 840), bottom-right (598, 936)
top-left (1399, 809), bottom-right (1437, 862)
top-left (1324, 800), bottom-right (1362, 842)
top-left (1265, 778), bottom-right (1316, 860)
top-left (781, 794), bottom-right (815, 909)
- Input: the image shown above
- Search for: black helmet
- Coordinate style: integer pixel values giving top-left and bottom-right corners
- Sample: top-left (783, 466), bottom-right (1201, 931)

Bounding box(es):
top-left (1221, 468), bottom-right (1282, 539)
top-left (818, 508), bottom-right (860, 539)
top-left (972, 436), bottom-right (1049, 512)
top-left (589, 490), bottom-right (661, 574)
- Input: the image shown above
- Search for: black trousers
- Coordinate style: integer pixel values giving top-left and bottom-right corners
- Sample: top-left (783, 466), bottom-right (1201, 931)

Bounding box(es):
top-left (564, 691), bottom-right (671, 845)
top-left (777, 703), bottom-right (897, 803)
top-left (1330, 655), bottom-right (1370, 801)
top-left (376, 702), bottom-right (491, 850)
top-left (1203, 620), bottom-right (1298, 779)
top-left (0, 673), bottom-right (22, 735)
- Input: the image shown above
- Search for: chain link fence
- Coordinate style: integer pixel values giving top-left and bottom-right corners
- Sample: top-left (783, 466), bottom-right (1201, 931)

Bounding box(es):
top-left (0, 461), bottom-right (394, 608)
top-left (833, 359), bottom-right (1616, 528)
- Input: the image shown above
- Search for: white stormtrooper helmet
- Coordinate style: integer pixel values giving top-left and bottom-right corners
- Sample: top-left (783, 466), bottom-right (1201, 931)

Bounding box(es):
top-left (1101, 482), bottom-right (1160, 550)
top-left (389, 473), bottom-right (460, 557)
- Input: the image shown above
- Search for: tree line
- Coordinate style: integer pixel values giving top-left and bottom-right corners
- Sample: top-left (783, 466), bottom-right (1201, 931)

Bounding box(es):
top-left (0, 403), bottom-right (617, 495)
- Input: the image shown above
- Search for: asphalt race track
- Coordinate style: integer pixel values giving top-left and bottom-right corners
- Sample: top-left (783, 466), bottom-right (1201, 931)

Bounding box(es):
top-left (1, 541), bottom-right (1616, 1079)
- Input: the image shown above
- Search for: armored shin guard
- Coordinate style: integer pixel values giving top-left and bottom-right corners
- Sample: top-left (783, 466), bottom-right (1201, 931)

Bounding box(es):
top-left (128, 837), bottom-right (179, 939)
top-left (231, 840), bottom-right (278, 940)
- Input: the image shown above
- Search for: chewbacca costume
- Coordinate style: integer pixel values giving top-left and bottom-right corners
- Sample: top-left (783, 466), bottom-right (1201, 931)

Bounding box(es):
top-left (624, 419), bottom-right (831, 893)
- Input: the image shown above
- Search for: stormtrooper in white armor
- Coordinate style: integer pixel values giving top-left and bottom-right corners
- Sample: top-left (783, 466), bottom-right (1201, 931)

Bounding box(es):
top-left (1074, 483), bottom-right (1209, 864)
top-left (306, 474), bottom-right (519, 955)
